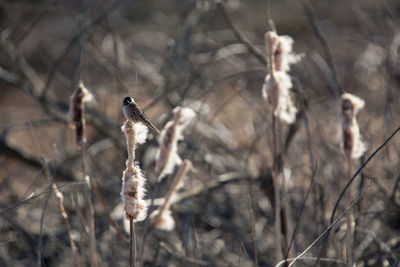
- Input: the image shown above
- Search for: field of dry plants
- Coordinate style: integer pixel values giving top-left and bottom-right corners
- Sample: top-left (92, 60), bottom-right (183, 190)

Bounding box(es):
top-left (1, 0), bottom-right (400, 266)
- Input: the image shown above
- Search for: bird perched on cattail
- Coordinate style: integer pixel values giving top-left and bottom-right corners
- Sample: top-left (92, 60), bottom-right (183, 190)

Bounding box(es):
top-left (122, 96), bottom-right (160, 135)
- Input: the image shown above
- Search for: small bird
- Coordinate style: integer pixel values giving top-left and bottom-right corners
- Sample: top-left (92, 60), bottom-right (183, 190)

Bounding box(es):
top-left (122, 96), bottom-right (160, 135)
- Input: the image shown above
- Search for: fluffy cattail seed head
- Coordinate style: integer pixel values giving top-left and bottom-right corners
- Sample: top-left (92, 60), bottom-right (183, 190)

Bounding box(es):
top-left (120, 120), bottom-right (149, 222)
top-left (121, 163), bottom-right (147, 222)
top-left (155, 107), bottom-right (195, 181)
top-left (262, 72), bottom-right (297, 124)
top-left (262, 31), bottom-right (301, 124)
top-left (341, 93), bottom-right (366, 159)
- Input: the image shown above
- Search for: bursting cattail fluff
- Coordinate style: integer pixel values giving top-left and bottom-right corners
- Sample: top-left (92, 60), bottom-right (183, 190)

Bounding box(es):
top-left (68, 81), bottom-right (93, 146)
top-left (155, 107), bottom-right (195, 181)
top-left (341, 93), bottom-right (366, 159)
top-left (262, 72), bottom-right (297, 124)
top-left (262, 31), bottom-right (301, 124)
top-left (121, 120), bottom-right (149, 221)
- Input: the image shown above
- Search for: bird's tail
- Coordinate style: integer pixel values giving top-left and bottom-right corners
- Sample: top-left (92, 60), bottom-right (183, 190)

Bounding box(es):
top-left (147, 121), bottom-right (160, 135)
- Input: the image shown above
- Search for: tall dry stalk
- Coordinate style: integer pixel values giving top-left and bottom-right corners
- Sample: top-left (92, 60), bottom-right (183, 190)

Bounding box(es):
top-left (150, 159), bottom-right (192, 231)
top-left (53, 183), bottom-right (80, 266)
top-left (341, 92), bottom-right (366, 265)
top-left (68, 81), bottom-right (98, 266)
top-left (262, 31), bottom-right (301, 262)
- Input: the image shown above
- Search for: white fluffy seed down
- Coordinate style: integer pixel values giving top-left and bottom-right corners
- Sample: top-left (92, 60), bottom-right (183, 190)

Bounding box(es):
top-left (120, 120), bottom-right (149, 222)
top-left (121, 163), bottom-right (147, 222)
top-left (262, 31), bottom-right (301, 124)
top-left (262, 72), bottom-right (297, 124)
top-left (155, 107), bottom-right (195, 181)
top-left (149, 209), bottom-right (175, 231)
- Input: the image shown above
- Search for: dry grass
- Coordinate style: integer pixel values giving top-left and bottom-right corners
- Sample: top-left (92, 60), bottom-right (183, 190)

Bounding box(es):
top-left (0, 1), bottom-right (400, 266)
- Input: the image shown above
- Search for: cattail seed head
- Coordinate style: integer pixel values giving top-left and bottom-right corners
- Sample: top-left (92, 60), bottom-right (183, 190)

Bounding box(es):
top-left (155, 107), bottom-right (195, 181)
top-left (121, 120), bottom-right (148, 164)
top-left (341, 93), bottom-right (366, 159)
top-left (121, 163), bottom-right (147, 221)
top-left (121, 119), bottom-right (149, 222)
top-left (262, 72), bottom-right (297, 124)
top-left (68, 81), bottom-right (93, 146)
top-left (262, 31), bottom-right (301, 124)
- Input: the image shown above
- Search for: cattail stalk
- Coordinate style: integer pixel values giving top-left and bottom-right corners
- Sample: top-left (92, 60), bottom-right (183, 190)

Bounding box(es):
top-left (262, 31), bottom-right (300, 124)
top-left (263, 31), bottom-right (302, 263)
top-left (151, 160), bottom-right (192, 231)
top-left (341, 93), bottom-right (365, 265)
top-left (121, 120), bottom-right (149, 267)
top-left (53, 184), bottom-right (80, 266)
top-left (121, 120), bottom-right (148, 221)
top-left (68, 81), bottom-right (98, 266)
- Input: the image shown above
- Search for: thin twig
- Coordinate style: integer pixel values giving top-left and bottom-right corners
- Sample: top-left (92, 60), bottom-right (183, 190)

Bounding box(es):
top-left (315, 125), bottom-right (400, 265)
top-left (40, 0), bottom-right (122, 98)
top-left (288, 183), bottom-right (373, 267)
top-left (292, 125), bottom-right (400, 266)
top-left (284, 165), bottom-right (317, 258)
top-left (37, 182), bottom-right (53, 267)
top-left (246, 193), bottom-right (259, 267)
top-left (301, 0), bottom-right (343, 97)
top-left (217, 2), bottom-right (267, 66)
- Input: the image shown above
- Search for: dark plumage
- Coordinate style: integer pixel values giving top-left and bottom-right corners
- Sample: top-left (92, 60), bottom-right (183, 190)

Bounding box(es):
top-left (122, 96), bottom-right (160, 135)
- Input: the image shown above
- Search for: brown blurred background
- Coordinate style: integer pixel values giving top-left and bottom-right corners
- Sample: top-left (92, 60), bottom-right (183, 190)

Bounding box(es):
top-left (1, 0), bottom-right (400, 266)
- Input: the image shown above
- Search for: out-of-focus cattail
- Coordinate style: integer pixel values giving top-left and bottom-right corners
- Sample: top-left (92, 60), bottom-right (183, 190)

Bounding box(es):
top-left (121, 120), bottom-right (149, 222)
top-left (68, 81), bottom-right (93, 146)
top-left (262, 31), bottom-right (301, 124)
top-left (52, 183), bottom-right (79, 262)
top-left (262, 71), bottom-right (297, 124)
top-left (341, 93), bottom-right (366, 159)
top-left (155, 107), bottom-right (195, 181)
top-left (150, 159), bottom-right (192, 231)
top-left (266, 32), bottom-right (301, 73)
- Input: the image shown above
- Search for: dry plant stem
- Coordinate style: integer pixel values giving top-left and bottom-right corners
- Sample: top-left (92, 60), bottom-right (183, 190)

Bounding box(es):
top-left (53, 183), bottom-right (80, 266)
top-left (152, 242), bottom-right (161, 267)
top-left (278, 121), bottom-right (292, 260)
top-left (37, 149), bottom-right (55, 266)
top-left (140, 161), bottom-right (192, 264)
top-left (80, 146), bottom-right (99, 267)
top-left (155, 160), bottom-right (191, 219)
top-left (138, 229), bottom-right (151, 265)
top-left (288, 183), bottom-right (372, 267)
top-left (355, 156), bottom-right (366, 243)
top-left (276, 256), bottom-right (347, 267)
top-left (301, 0), bottom-right (343, 97)
top-left (130, 219), bottom-right (135, 267)
top-left (285, 167), bottom-right (317, 258)
top-left (89, 179), bottom-right (128, 241)
top-left (40, 0), bottom-right (122, 98)
top-left (272, 114), bottom-right (282, 261)
top-left (246, 193), bottom-right (258, 267)
top-left (37, 182), bottom-right (52, 267)
top-left (302, 125), bottom-right (400, 266)
top-left (345, 158), bottom-right (354, 266)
